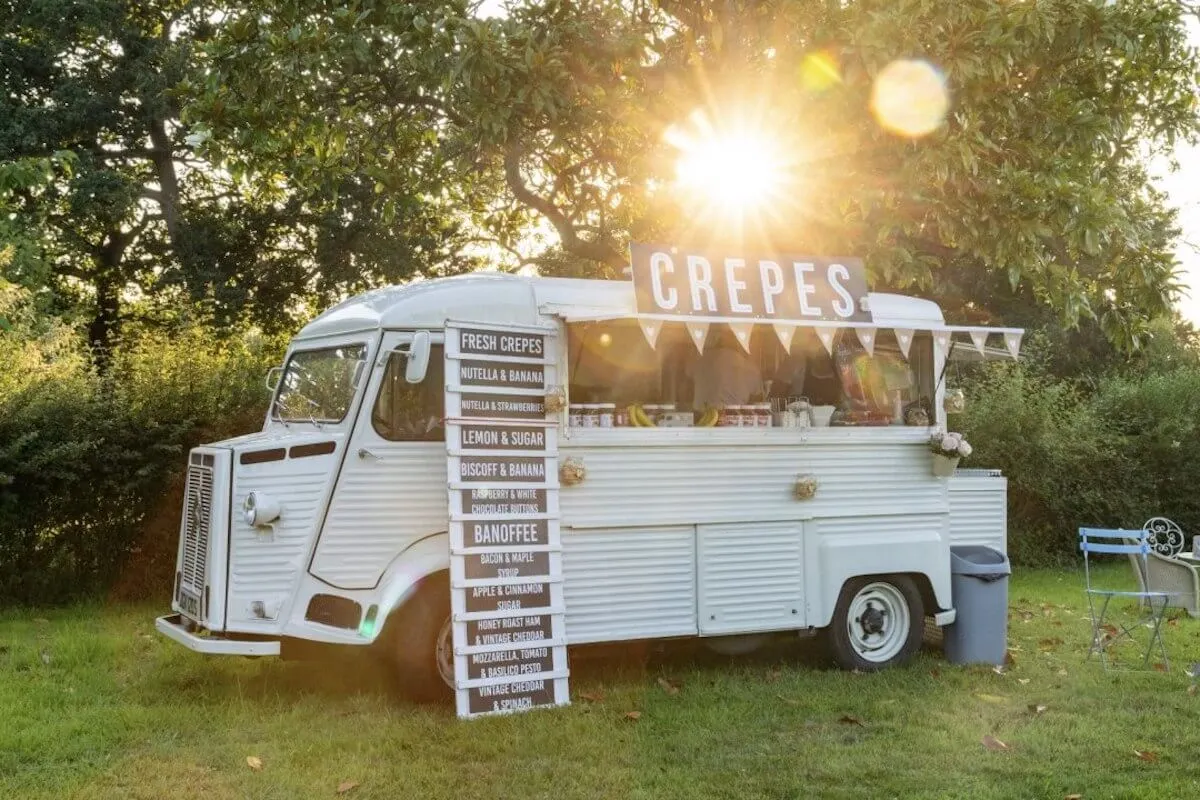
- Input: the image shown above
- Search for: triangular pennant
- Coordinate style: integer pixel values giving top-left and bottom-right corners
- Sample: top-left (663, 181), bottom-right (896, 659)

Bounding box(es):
top-left (855, 327), bottom-right (876, 357)
top-left (773, 323), bottom-right (797, 354)
top-left (933, 331), bottom-right (951, 354)
top-left (969, 329), bottom-right (988, 356)
top-left (815, 326), bottom-right (836, 355)
top-left (728, 322), bottom-right (754, 354)
top-left (685, 321), bottom-right (709, 354)
top-left (1004, 331), bottom-right (1022, 360)
top-left (894, 328), bottom-right (914, 359)
top-left (638, 318), bottom-right (661, 350)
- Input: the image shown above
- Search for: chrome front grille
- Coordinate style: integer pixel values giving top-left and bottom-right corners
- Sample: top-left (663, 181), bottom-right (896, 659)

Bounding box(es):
top-left (180, 458), bottom-right (214, 602)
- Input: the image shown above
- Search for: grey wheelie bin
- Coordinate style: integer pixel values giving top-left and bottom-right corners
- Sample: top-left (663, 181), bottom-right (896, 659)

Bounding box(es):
top-left (943, 545), bottom-right (1011, 665)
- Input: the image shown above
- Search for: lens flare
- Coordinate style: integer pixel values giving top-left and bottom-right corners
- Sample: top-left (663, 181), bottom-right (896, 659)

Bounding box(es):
top-left (673, 128), bottom-right (786, 215)
top-left (870, 59), bottom-right (949, 138)
top-left (800, 50), bottom-right (841, 92)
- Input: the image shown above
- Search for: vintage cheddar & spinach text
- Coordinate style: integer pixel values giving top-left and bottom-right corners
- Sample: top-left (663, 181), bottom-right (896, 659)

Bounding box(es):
top-left (630, 243), bottom-right (872, 323)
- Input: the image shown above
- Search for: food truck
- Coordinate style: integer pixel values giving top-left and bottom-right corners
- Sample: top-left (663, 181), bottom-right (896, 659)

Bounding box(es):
top-left (156, 244), bottom-right (1019, 716)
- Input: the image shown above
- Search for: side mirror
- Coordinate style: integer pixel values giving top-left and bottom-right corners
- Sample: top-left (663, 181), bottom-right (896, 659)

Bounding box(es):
top-left (264, 365), bottom-right (283, 393)
top-left (405, 330), bottom-right (431, 384)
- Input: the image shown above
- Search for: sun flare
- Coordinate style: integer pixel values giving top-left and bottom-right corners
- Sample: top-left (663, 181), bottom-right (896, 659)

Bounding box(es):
top-left (668, 116), bottom-right (789, 218)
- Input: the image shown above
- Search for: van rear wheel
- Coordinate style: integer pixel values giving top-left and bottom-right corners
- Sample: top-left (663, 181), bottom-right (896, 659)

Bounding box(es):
top-left (384, 573), bottom-right (454, 702)
top-left (828, 575), bottom-right (923, 671)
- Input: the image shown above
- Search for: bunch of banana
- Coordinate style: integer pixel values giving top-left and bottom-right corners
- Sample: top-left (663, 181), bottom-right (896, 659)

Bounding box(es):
top-left (627, 404), bottom-right (656, 427)
top-left (696, 407), bottom-right (719, 427)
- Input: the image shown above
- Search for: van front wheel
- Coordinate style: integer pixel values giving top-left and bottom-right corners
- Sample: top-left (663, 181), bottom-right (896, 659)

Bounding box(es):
top-left (384, 573), bottom-right (454, 702)
top-left (829, 575), bottom-right (923, 671)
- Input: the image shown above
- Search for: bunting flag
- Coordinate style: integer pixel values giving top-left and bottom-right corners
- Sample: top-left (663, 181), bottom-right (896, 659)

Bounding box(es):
top-left (728, 322), bottom-right (754, 354)
top-left (638, 318), bottom-right (661, 350)
top-left (933, 331), bottom-right (951, 354)
top-left (855, 327), bottom-right (876, 357)
top-left (685, 321), bottom-right (709, 354)
top-left (970, 329), bottom-right (989, 356)
top-left (772, 323), bottom-right (797, 354)
top-left (894, 328), bottom-right (915, 359)
top-left (815, 326), bottom-right (837, 355)
top-left (1004, 331), bottom-right (1023, 360)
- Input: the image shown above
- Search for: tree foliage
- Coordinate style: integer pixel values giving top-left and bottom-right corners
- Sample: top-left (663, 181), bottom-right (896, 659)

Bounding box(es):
top-left (190, 0), bottom-right (1200, 346)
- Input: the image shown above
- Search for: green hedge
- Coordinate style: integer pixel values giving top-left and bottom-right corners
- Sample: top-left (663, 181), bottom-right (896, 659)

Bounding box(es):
top-left (0, 324), bottom-right (282, 605)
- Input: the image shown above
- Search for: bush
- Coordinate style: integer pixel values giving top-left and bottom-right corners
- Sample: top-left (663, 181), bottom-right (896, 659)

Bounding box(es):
top-left (0, 320), bottom-right (283, 605)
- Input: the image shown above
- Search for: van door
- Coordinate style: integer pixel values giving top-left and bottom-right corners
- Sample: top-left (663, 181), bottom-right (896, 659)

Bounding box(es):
top-left (697, 521), bottom-right (805, 635)
top-left (309, 331), bottom-right (448, 590)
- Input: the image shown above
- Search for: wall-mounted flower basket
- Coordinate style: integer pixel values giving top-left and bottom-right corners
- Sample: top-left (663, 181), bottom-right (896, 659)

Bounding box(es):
top-left (793, 474), bottom-right (818, 500)
top-left (559, 456), bottom-right (586, 487)
top-left (544, 388), bottom-right (567, 414)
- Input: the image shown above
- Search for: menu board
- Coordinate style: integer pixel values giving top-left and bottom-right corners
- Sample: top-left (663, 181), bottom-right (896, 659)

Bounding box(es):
top-left (444, 322), bottom-right (569, 718)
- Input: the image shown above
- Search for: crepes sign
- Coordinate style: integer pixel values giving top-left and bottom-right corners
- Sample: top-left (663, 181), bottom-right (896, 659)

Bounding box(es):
top-left (630, 243), bottom-right (871, 323)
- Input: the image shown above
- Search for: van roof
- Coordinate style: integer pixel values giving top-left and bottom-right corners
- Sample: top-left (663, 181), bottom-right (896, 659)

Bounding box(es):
top-left (295, 272), bottom-right (946, 340)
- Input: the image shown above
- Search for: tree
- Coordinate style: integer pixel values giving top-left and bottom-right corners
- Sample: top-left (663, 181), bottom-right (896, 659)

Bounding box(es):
top-left (190, 0), bottom-right (1200, 347)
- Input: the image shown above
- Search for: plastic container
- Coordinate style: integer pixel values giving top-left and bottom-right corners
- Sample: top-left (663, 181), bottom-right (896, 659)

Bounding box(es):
top-left (943, 546), bottom-right (1012, 666)
top-left (596, 403), bottom-right (615, 428)
top-left (718, 406), bottom-right (738, 427)
top-left (755, 403), bottom-right (772, 427)
top-left (579, 404), bottom-right (598, 428)
top-left (810, 405), bottom-right (836, 427)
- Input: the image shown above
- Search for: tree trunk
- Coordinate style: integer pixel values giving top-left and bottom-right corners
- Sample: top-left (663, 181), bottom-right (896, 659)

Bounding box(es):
top-left (88, 274), bottom-right (120, 372)
top-left (148, 117), bottom-right (181, 247)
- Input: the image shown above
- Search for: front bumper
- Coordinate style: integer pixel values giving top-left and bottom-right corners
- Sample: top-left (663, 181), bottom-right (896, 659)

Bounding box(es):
top-left (156, 614), bottom-right (280, 656)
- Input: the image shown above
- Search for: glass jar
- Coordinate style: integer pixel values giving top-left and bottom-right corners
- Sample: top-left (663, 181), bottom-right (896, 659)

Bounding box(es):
top-left (756, 403), bottom-right (772, 427)
top-left (580, 404), bottom-right (598, 428)
top-left (643, 404), bottom-right (661, 425)
top-left (568, 404), bottom-right (585, 428)
top-left (614, 406), bottom-right (630, 427)
top-left (596, 403), bottom-right (615, 428)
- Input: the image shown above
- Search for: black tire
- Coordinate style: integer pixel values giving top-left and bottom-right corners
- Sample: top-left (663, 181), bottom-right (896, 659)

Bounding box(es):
top-left (828, 574), bottom-right (923, 671)
top-left (381, 572), bottom-right (454, 703)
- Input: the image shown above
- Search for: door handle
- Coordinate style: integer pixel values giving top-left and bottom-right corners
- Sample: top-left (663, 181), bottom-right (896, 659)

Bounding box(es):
top-left (357, 448), bottom-right (383, 461)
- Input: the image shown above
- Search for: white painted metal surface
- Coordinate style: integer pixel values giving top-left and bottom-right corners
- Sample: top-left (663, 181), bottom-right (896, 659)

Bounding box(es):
top-left (948, 470), bottom-right (1008, 554)
top-left (561, 525), bottom-right (697, 644)
top-left (155, 615), bottom-right (280, 656)
top-left (698, 521), bottom-right (804, 635)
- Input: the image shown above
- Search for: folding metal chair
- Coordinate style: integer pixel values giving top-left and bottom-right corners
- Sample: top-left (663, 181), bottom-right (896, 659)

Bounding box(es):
top-left (1079, 527), bottom-right (1173, 671)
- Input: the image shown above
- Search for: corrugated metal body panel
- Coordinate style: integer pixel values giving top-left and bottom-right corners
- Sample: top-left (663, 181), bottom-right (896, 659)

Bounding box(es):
top-left (698, 522), bottom-right (804, 634)
top-left (559, 439), bottom-right (945, 528)
top-left (561, 526), bottom-right (696, 644)
top-left (948, 475), bottom-right (1008, 553)
top-left (228, 458), bottom-right (336, 623)
top-left (312, 442), bottom-right (448, 588)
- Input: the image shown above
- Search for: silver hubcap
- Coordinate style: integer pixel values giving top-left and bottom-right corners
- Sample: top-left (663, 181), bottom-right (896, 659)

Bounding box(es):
top-left (846, 582), bottom-right (910, 663)
top-left (435, 616), bottom-right (454, 688)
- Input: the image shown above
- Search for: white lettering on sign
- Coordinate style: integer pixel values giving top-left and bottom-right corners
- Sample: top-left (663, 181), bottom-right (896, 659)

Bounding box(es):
top-left (724, 258), bottom-right (752, 313)
top-left (828, 263), bottom-right (855, 318)
top-left (650, 250), bottom-right (678, 310)
top-left (686, 255), bottom-right (717, 312)
top-left (794, 261), bottom-right (819, 317)
top-left (472, 522), bottom-right (543, 544)
top-left (461, 398), bottom-right (543, 414)
top-left (759, 260), bottom-right (784, 315)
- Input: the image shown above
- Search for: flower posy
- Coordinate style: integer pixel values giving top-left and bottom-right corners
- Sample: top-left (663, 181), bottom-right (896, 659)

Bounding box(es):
top-left (931, 431), bottom-right (971, 458)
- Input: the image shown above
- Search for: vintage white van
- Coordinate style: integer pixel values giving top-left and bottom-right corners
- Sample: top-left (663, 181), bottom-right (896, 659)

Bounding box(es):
top-left (156, 260), bottom-right (1016, 705)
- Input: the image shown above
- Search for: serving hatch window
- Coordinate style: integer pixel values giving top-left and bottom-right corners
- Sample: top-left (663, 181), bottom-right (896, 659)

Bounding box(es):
top-left (272, 344), bottom-right (367, 423)
top-left (565, 321), bottom-right (935, 426)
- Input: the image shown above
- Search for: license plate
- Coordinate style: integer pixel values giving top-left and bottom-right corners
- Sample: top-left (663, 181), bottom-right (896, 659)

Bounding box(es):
top-left (179, 589), bottom-right (201, 620)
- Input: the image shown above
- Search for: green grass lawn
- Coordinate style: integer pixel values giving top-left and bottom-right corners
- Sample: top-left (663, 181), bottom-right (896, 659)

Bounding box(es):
top-left (4, 566), bottom-right (1200, 800)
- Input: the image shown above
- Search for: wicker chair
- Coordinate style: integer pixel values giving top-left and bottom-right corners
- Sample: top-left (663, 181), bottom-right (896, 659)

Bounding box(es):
top-left (1126, 518), bottom-right (1199, 619)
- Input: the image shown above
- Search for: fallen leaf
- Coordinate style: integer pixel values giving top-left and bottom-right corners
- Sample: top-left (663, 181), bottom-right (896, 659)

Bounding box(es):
top-left (992, 665), bottom-right (1006, 676)
top-left (336, 780), bottom-right (359, 795)
top-left (39, 649), bottom-right (51, 666)
top-left (1028, 704), bottom-right (1047, 715)
top-left (1152, 663), bottom-right (1168, 673)
top-left (1019, 611), bottom-right (1034, 622)
top-left (33, 617), bottom-right (49, 625)
top-left (1038, 637), bottom-right (1064, 649)
top-left (838, 714), bottom-right (866, 727)
top-left (1168, 618), bottom-right (1179, 627)
top-left (1057, 668), bottom-right (1069, 677)
top-left (246, 756), bottom-right (263, 771)
top-left (1004, 651), bottom-right (1016, 667)
top-left (775, 694), bottom-right (800, 706)
top-left (1064, 794), bottom-right (1083, 800)
top-left (982, 735), bottom-right (1009, 751)
top-left (1133, 749), bottom-right (1159, 763)
top-left (929, 668), bottom-right (941, 679)
top-left (1017, 678), bottom-right (1031, 686)
top-left (623, 711), bottom-right (642, 721)
top-left (765, 669), bottom-right (782, 683)
top-left (975, 693), bottom-right (1005, 704)
top-left (579, 691), bottom-right (605, 703)
top-left (656, 677), bottom-right (680, 696)
top-left (1188, 684), bottom-right (1197, 697)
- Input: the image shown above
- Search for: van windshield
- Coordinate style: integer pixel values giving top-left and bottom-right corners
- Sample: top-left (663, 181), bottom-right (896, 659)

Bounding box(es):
top-left (272, 344), bottom-right (367, 423)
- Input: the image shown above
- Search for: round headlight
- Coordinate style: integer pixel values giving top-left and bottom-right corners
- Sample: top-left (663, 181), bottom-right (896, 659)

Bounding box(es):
top-left (242, 491), bottom-right (281, 527)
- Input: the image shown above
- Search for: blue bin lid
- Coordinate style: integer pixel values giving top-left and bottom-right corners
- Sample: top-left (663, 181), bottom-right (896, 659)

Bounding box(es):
top-left (950, 545), bottom-right (1011, 577)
